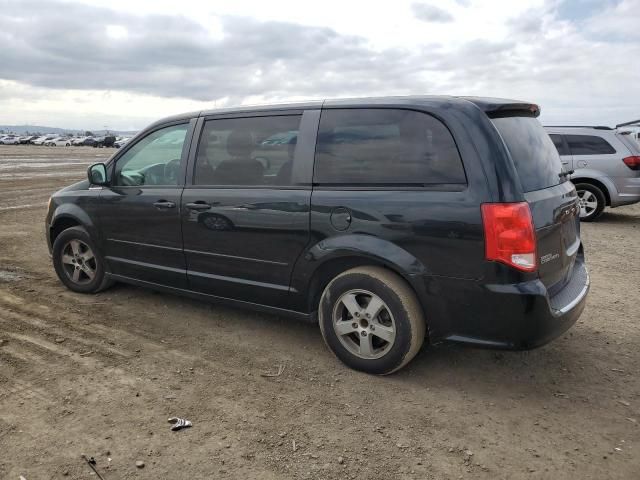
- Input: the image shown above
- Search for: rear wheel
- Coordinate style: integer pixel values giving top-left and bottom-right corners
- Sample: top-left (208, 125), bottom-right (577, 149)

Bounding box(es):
top-left (575, 183), bottom-right (605, 221)
top-left (52, 226), bottom-right (112, 293)
top-left (319, 266), bottom-right (426, 375)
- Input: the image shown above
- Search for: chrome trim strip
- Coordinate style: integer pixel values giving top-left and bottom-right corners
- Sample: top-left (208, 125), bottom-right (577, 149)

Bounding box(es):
top-left (188, 269), bottom-right (290, 292)
top-left (107, 238), bottom-right (183, 252)
top-left (105, 256), bottom-right (186, 274)
top-left (183, 248), bottom-right (288, 266)
top-left (555, 268), bottom-right (590, 315)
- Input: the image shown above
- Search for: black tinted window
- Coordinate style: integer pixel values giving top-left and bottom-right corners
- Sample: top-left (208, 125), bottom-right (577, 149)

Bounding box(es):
top-left (566, 135), bottom-right (616, 155)
top-left (492, 117), bottom-right (564, 192)
top-left (314, 109), bottom-right (465, 185)
top-left (549, 134), bottom-right (570, 156)
top-left (194, 115), bottom-right (301, 186)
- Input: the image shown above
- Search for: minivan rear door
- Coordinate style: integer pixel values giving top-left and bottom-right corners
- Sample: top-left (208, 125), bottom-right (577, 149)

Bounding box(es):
top-left (491, 116), bottom-right (580, 291)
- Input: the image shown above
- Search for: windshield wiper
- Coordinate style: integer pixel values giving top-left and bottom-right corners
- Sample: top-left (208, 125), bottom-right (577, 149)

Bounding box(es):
top-left (559, 169), bottom-right (574, 179)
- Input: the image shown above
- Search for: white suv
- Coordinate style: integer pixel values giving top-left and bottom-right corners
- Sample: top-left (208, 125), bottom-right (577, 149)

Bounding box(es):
top-left (545, 126), bottom-right (640, 221)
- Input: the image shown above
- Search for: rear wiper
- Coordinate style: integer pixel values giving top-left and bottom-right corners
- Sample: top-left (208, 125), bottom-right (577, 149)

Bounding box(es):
top-left (559, 169), bottom-right (574, 178)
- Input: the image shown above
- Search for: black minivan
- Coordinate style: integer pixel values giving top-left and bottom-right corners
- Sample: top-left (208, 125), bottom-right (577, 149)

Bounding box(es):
top-left (46, 96), bottom-right (589, 374)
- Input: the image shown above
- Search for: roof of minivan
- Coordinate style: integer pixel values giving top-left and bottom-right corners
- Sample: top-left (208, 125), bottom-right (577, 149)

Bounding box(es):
top-left (145, 95), bottom-right (539, 130)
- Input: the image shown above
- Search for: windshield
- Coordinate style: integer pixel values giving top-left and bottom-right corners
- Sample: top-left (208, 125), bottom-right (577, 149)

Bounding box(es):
top-left (492, 116), bottom-right (565, 192)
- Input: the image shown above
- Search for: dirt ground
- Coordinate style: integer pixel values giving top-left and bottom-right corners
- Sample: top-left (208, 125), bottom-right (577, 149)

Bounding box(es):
top-left (0, 144), bottom-right (638, 479)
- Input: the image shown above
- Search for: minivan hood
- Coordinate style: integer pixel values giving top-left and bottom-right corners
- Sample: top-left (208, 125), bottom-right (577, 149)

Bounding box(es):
top-left (54, 179), bottom-right (90, 195)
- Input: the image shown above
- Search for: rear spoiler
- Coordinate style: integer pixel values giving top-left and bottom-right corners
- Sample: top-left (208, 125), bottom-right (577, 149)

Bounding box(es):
top-left (461, 97), bottom-right (540, 118)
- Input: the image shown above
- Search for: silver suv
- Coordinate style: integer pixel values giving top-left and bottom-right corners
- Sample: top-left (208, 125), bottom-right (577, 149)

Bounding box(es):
top-left (545, 126), bottom-right (640, 221)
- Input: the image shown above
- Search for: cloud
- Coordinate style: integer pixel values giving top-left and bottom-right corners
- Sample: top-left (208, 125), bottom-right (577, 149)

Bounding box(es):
top-left (411, 3), bottom-right (455, 22)
top-left (0, 0), bottom-right (638, 128)
top-left (0, 1), bottom-right (435, 103)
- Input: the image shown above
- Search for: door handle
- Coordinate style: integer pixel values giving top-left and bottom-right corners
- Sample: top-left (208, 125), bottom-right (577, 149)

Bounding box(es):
top-left (153, 200), bottom-right (176, 209)
top-left (185, 202), bottom-right (211, 211)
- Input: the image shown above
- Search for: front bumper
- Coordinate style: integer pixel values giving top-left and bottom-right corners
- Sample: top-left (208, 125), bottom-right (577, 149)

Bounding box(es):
top-left (440, 259), bottom-right (589, 350)
top-left (46, 225), bottom-right (53, 255)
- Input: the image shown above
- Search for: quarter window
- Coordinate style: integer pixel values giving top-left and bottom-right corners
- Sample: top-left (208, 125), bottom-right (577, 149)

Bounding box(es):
top-left (565, 135), bottom-right (616, 155)
top-left (314, 109), bottom-right (466, 185)
top-left (114, 124), bottom-right (188, 186)
top-left (194, 115), bottom-right (302, 186)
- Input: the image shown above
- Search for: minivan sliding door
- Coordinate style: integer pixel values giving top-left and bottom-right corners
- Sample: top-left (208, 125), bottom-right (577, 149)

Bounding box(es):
top-left (181, 110), bottom-right (318, 308)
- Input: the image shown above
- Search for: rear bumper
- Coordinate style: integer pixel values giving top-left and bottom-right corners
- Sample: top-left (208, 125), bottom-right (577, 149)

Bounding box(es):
top-left (437, 259), bottom-right (589, 350)
top-left (610, 176), bottom-right (640, 207)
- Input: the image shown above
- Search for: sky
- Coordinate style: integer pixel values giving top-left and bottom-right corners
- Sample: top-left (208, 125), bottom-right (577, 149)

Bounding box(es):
top-left (0, 0), bottom-right (638, 130)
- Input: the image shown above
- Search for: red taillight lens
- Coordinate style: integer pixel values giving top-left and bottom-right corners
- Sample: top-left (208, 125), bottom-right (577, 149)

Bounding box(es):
top-left (623, 156), bottom-right (640, 170)
top-left (481, 202), bottom-right (537, 272)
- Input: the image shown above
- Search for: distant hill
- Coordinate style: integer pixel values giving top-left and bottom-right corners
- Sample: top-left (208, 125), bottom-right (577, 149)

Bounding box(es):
top-left (0, 125), bottom-right (138, 136)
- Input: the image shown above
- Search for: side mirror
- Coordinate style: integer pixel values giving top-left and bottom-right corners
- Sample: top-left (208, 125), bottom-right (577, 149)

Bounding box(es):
top-left (88, 163), bottom-right (108, 186)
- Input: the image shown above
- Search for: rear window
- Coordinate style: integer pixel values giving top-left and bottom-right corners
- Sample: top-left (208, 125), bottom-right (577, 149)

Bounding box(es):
top-left (314, 109), bottom-right (466, 186)
top-left (565, 135), bottom-right (616, 155)
top-left (492, 117), bottom-right (564, 192)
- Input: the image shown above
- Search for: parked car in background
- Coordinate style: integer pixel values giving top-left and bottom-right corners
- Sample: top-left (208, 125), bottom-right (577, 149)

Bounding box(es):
top-left (114, 137), bottom-right (131, 148)
top-left (92, 135), bottom-right (116, 148)
top-left (545, 126), bottom-right (640, 221)
top-left (46, 96), bottom-right (589, 374)
top-left (75, 137), bottom-right (98, 147)
top-left (0, 135), bottom-right (20, 145)
top-left (33, 135), bottom-right (56, 145)
top-left (20, 135), bottom-right (39, 144)
top-left (45, 137), bottom-right (73, 147)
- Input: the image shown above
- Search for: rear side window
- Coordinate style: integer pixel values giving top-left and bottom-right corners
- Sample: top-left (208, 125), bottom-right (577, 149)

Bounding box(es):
top-left (314, 109), bottom-right (466, 186)
top-left (492, 117), bottom-right (564, 192)
top-left (565, 135), bottom-right (616, 155)
top-left (194, 115), bottom-right (301, 186)
top-left (549, 134), bottom-right (570, 156)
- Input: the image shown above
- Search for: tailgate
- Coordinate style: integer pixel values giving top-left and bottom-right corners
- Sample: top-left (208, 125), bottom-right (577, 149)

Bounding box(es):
top-left (490, 115), bottom-right (580, 290)
top-left (526, 182), bottom-right (581, 291)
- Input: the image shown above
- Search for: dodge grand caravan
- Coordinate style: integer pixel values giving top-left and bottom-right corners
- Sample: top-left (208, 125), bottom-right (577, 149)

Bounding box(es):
top-left (46, 96), bottom-right (589, 374)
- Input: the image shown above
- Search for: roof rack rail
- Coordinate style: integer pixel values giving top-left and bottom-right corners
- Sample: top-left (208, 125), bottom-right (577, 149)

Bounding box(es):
top-left (544, 125), bottom-right (613, 130)
top-left (616, 119), bottom-right (640, 128)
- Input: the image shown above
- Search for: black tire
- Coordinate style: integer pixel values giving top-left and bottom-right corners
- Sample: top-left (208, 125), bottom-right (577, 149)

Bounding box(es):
top-left (575, 183), bottom-right (606, 221)
top-left (318, 266), bottom-right (426, 375)
top-left (52, 226), bottom-right (112, 293)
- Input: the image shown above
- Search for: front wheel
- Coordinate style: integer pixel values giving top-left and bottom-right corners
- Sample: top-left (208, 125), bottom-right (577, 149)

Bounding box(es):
top-left (319, 266), bottom-right (426, 375)
top-left (575, 183), bottom-right (606, 221)
top-left (52, 226), bottom-right (112, 293)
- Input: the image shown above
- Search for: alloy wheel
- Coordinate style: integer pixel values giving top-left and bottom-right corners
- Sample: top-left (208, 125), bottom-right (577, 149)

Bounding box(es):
top-left (332, 289), bottom-right (396, 359)
top-left (577, 189), bottom-right (598, 218)
top-left (60, 239), bottom-right (97, 285)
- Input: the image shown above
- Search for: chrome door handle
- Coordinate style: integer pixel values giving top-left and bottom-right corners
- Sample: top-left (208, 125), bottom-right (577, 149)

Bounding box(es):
top-left (153, 200), bottom-right (176, 209)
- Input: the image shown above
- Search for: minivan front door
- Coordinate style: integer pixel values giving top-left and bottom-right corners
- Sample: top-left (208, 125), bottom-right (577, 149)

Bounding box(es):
top-left (181, 112), bottom-right (317, 308)
top-left (99, 121), bottom-right (194, 288)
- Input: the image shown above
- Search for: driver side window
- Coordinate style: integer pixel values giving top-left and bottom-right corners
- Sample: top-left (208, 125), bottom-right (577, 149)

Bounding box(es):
top-left (114, 124), bottom-right (189, 186)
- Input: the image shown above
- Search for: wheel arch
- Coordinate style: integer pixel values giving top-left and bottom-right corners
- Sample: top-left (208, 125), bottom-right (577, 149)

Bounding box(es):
top-left (571, 176), bottom-right (612, 206)
top-left (296, 235), bottom-right (431, 335)
top-left (49, 204), bottom-right (98, 246)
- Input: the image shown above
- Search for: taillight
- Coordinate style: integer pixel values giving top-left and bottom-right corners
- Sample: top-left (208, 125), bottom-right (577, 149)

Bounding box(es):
top-left (481, 202), bottom-right (537, 272)
top-left (622, 156), bottom-right (640, 170)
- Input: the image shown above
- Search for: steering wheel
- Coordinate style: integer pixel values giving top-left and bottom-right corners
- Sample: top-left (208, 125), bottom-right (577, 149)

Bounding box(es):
top-left (164, 159), bottom-right (181, 184)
